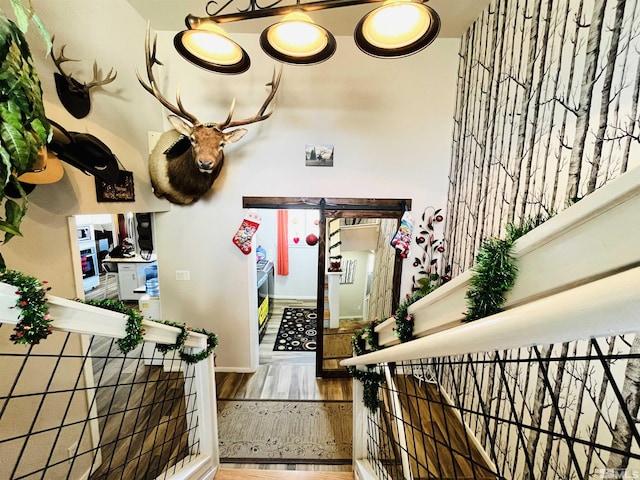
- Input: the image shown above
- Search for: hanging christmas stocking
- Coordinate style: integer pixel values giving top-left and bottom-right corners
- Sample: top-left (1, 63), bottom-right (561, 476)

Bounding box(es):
top-left (232, 210), bottom-right (261, 254)
top-left (390, 211), bottom-right (414, 258)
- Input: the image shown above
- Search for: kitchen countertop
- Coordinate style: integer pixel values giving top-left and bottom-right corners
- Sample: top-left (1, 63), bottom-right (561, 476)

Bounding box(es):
top-left (104, 253), bottom-right (157, 263)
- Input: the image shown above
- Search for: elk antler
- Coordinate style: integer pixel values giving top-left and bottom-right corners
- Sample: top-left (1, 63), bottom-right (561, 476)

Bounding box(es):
top-left (136, 22), bottom-right (199, 126)
top-left (219, 66), bottom-right (283, 130)
top-left (85, 61), bottom-right (117, 89)
top-left (51, 37), bottom-right (81, 88)
top-left (51, 37), bottom-right (117, 90)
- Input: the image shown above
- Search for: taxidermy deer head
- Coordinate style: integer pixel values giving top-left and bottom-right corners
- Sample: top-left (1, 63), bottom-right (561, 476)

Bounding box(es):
top-left (136, 24), bottom-right (282, 205)
top-left (51, 38), bottom-right (117, 119)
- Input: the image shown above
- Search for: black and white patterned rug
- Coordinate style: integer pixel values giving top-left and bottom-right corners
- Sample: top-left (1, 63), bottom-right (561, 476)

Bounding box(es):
top-left (273, 307), bottom-right (317, 351)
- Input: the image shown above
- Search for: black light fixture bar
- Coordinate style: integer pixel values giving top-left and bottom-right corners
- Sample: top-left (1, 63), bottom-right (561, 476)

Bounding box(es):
top-left (201, 0), bottom-right (386, 24)
top-left (177, 0), bottom-right (441, 73)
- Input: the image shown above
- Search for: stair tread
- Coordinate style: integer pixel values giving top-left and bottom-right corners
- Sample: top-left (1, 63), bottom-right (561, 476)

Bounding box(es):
top-left (216, 469), bottom-right (354, 480)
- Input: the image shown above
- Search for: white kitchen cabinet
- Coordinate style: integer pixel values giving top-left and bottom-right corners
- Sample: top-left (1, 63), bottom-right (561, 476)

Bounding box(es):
top-left (117, 261), bottom-right (157, 301)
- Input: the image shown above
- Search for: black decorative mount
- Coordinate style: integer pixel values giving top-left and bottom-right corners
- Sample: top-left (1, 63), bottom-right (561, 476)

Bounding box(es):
top-left (203, 0), bottom-right (383, 23)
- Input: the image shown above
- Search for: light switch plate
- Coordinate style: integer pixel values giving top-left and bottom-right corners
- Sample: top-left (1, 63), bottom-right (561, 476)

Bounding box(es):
top-left (175, 270), bottom-right (190, 281)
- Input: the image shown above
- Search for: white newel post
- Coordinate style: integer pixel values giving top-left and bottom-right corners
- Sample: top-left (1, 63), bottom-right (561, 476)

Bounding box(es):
top-left (327, 272), bottom-right (342, 329)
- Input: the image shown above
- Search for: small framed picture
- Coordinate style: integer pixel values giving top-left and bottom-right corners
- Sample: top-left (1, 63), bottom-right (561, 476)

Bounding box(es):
top-left (95, 170), bottom-right (135, 202)
top-left (305, 144), bottom-right (334, 167)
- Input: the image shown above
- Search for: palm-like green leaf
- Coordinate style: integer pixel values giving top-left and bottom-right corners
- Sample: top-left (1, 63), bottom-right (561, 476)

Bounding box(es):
top-left (0, 12), bottom-right (49, 252)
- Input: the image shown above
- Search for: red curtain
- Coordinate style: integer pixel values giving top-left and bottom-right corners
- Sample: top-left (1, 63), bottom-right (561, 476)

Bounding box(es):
top-left (277, 210), bottom-right (289, 276)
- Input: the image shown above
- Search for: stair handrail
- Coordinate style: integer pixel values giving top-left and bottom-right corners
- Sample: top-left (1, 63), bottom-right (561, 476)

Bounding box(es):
top-left (342, 265), bottom-right (640, 367)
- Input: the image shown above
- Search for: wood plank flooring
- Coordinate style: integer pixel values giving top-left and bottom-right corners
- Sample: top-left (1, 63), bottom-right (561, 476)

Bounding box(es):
top-left (84, 273), bottom-right (119, 301)
top-left (216, 299), bottom-right (353, 473)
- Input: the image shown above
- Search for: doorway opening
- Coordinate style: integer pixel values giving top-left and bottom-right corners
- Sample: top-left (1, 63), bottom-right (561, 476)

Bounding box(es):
top-left (243, 196), bottom-right (411, 378)
top-left (72, 213), bottom-right (160, 319)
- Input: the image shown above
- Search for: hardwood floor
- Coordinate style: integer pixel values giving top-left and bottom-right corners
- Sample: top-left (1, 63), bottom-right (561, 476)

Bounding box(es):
top-left (216, 298), bottom-right (353, 473)
top-left (84, 273), bottom-right (119, 301)
top-left (216, 468), bottom-right (354, 479)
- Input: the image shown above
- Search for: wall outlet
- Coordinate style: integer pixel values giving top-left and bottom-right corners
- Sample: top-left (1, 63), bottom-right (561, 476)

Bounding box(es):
top-left (175, 270), bottom-right (190, 281)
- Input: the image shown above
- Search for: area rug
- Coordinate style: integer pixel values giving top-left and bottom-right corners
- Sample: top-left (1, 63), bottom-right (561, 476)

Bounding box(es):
top-left (217, 399), bottom-right (352, 464)
top-left (273, 307), bottom-right (317, 351)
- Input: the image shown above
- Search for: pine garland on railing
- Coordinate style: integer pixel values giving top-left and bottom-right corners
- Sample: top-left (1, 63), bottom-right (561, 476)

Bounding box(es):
top-left (1, 271), bottom-right (219, 363)
top-left (84, 299), bottom-right (145, 354)
top-left (80, 300), bottom-right (218, 364)
top-left (347, 366), bottom-right (385, 411)
top-left (1, 269), bottom-right (53, 345)
top-left (393, 290), bottom-right (426, 342)
top-left (365, 319), bottom-right (380, 351)
top-left (155, 320), bottom-right (189, 354)
top-left (179, 328), bottom-right (218, 365)
top-left (464, 213), bottom-right (552, 323)
top-left (348, 318), bottom-right (384, 411)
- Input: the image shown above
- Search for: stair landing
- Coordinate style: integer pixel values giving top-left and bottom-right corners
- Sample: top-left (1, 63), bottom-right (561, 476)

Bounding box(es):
top-left (216, 469), bottom-right (354, 480)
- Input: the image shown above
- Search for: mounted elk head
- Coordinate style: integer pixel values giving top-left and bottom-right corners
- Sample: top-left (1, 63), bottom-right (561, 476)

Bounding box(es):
top-left (136, 24), bottom-right (282, 205)
top-left (51, 38), bottom-right (117, 118)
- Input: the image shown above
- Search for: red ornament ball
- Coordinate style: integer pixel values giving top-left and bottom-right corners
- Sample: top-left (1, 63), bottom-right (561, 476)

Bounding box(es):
top-left (306, 233), bottom-right (318, 246)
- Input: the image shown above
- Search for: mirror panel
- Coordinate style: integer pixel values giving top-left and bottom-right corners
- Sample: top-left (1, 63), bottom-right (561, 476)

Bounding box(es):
top-left (322, 217), bottom-right (399, 373)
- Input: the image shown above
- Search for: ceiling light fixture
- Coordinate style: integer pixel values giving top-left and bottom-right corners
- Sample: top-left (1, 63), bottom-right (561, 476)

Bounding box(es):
top-left (174, 15), bottom-right (250, 74)
top-left (260, 12), bottom-right (336, 65)
top-left (354, 0), bottom-right (440, 58)
top-left (175, 0), bottom-right (441, 73)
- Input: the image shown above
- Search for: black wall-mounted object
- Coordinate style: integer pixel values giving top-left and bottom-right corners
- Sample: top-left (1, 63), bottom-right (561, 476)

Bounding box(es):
top-left (136, 213), bottom-right (153, 252)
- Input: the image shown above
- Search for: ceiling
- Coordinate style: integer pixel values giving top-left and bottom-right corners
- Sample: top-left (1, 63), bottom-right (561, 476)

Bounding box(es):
top-left (127, 0), bottom-right (491, 37)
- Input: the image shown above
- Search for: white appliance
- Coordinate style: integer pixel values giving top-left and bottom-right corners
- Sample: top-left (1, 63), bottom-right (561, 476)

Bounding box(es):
top-left (139, 294), bottom-right (161, 320)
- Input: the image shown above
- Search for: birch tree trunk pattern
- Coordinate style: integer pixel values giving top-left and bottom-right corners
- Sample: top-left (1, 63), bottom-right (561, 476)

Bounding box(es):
top-left (435, 0), bottom-right (640, 477)
top-left (445, 0), bottom-right (640, 277)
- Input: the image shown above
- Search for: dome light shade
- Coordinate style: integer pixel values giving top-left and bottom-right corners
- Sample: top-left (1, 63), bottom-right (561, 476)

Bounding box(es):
top-left (354, 1), bottom-right (440, 58)
top-left (260, 12), bottom-right (336, 65)
top-left (174, 21), bottom-right (250, 74)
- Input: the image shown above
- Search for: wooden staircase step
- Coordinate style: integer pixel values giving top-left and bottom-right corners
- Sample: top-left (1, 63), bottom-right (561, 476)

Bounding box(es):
top-left (216, 469), bottom-right (354, 480)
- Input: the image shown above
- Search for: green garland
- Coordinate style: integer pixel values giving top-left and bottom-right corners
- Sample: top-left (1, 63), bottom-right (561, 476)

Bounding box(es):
top-left (351, 319), bottom-right (381, 357)
top-left (84, 301), bottom-right (217, 364)
top-left (393, 290), bottom-right (426, 342)
top-left (365, 319), bottom-right (381, 351)
top-left (464, 214), bottom-right (552, 323)
top-left (0, 270), bottom-right (218, 362)
top-left (1, 269), bottom-right (52, 345)
top-left (347, 366), bottom-right (385, 412)
top-left (464, 236), bottom-right (518, 322)
top-left (155, 320), bottom-right (189, 354)
top-left (347, 318), bottom-right (385, 411)
top-left (351, 327), bottom-right (367, 356)
top-left (84, 299), bottom-right (145, 354)
top-left (179, 328), bottom-right (218, 365)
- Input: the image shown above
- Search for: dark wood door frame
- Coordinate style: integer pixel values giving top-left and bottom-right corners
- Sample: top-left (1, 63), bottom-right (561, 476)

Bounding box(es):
top-left (243, 196), bottom-right (412, 377)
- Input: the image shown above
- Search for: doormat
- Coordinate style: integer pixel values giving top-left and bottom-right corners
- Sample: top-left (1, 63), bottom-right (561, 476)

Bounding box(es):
top-left (273, 307), bottom-right (317, 351)
top-left (217, 399), bottom-right (352, 464)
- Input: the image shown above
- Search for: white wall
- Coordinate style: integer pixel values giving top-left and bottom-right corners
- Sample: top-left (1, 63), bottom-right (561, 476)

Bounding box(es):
top-left (254, 209), bottom-right (318, 299)
top-left (339, 250), bottom-right (371, 319)
top-left (0, 0), bottom-right (167, 299)
top-left (1, 1), bottom-right (460, 371)
top-left (153, 31), bottom-right (459, 371)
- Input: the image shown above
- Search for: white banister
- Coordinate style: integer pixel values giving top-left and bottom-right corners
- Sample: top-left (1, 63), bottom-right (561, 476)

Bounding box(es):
top-left (374, 166), bottom-right (640, 346)
top-left (0, 292), bottom-right (208, 349)
top-left (342, 265), bottom-right (640, 367)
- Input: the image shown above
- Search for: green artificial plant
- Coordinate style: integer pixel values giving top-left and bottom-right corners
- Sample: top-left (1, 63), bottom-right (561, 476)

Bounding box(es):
top-left (0, 6), bottom-right (51, 267)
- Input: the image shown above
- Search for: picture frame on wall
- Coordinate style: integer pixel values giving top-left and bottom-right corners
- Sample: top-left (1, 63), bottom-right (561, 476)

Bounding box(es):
top-left (95, 170), bottom-right (135, 202)
top-left (305, 144), bottom-right (334, 167)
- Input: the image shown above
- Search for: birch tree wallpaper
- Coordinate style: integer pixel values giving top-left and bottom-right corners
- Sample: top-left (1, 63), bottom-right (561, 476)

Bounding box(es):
top-left (444, 0), bottom-right (640, 275)
top-left (433, 0), bottom-right (640, 477)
